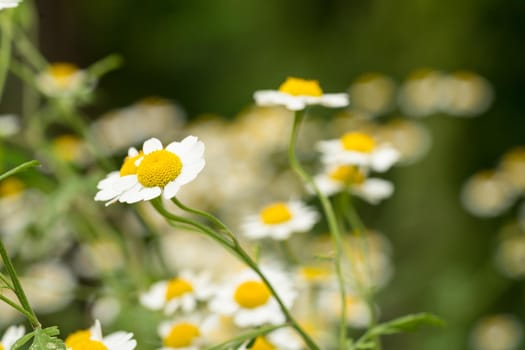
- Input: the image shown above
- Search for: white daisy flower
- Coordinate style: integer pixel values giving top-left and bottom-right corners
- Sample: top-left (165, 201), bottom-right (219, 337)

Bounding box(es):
top-left (254, 77), bottom-right (349, 111)
top-left (0, 0), bottom-right (22, 10)
top-left (140, 271), bottom-right (214, 315)
top-left (241, 200), bottom-right (319, 240)
top-left (209, 267), bottom-right (296, 328)
top-left (313, 164), bottom-right (394, 204)
top-left (118, 136), bottom-right (205, 203)
top-left (317, 131), bottom-right (399, 172)
top-left (238, 328), bottom-right (303, 350)
top-left (157, 314), bottom-right (219, 350)
top-left (0, 325), bottom-right (25, 350)
top-left (94, 147), bottom-right (143, 206)
top-left (35, 63), bottom-right (88, 98)
top-left (64, 320), bottom-right (136, 350)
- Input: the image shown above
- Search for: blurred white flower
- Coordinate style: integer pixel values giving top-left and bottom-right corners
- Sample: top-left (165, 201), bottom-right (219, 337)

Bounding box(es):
top-left (91, 296), bottom-right (122, 326)
top-left (157, 314), bottom-right (219, 350)
top-left (317, 132), bottom-right (399, 172)
top-left (210, 266), bottom-right (296, 327)
top-left (36, 63), bottom-right (88, 98)
top-left (254, 77), bottom-right (348, 111)
top-left (440, 71), bottom-right (493, 117)
top-left (313, 164), bottom-right (394, 204)
top-left (495, 223), bottom-right (525, 280)
top-left (0, 325), bottom-right (25, 350)
top-left (65, 320), bottom-right (137, 350)
top-left (238, 328), bottom-right (303, 350)
top-left (348, 73), bottom-right (396, 116)
top-left (140, 271), bottom-right (215, 315)
top-left (0, 115), bottom-right (20, 137)
top-left (241, 200), bottom-right (319, 240)
top-left (470, 314), bottom-right (523, 350)
top-left (499, 147), bottom-right (525, 194)
top-left (0, 0), bottom-right (22, 10)
top-left (398, 69), bottom-right (446, 117)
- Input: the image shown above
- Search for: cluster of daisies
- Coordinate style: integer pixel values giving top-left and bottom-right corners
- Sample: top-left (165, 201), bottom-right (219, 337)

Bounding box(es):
top-left (139, 267), bottom-right (303, 349)
top-left (0, 321), bottom-right (137, 350)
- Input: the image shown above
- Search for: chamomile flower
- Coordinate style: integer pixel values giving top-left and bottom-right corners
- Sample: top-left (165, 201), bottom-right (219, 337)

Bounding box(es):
top-left (210, 267), bottom-right (296, 327)
top-left (157, 314), bottom-right (219, 350)
top-left (0, 0), bottom-right (22, 10)
top-left (64, 320), bottom-right (136, 350)
top-left (36, 63), bottom-right (88, 98)
top-left (254, 77), bottom-right (349, 111)
top-left (117, 136), bottom-right (205, 203)
top-left (140, 271), bottom-right (214, 314)
top-left (94, 147), bottom-right (143, 206)
top-left (241, 200), bottom-right (319, 240)
top-left (313, 164), bottom-right (394, 204)
top-left (317, 132), bottom-right (399, 172)
top-left (0, 325), bottom-right (25, 350)
top-left (238, 328), bottom-right (303, 350)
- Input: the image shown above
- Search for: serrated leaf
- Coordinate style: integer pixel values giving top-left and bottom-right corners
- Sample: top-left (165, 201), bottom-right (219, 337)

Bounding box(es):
top-left (11, 331), bottom-right (35, 350)
top-left (29, 328), bottom-right (66, 350)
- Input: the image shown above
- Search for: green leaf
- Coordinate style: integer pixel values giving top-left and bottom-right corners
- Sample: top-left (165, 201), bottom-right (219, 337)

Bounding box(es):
top-left (29, 328), bottom-right (66, 350)
top-left (0, 160), bottom-right (40, 182)
top-left (370, 313), bottom-right (445, 337)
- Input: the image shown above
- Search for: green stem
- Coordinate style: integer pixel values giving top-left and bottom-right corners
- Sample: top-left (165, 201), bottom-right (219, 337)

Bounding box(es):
top-left (0, 160), bottom-right (40, 182)
top-left (0, 293), bottom-right (38, 324)
top-left (288, 110), bottom-right (348, 349)
top-left (151, 198), bottom-right (321, 350)
top-left (0, 13), bottom-right (13, 102)
top-left (0, 240), bottom-right (41, 329)
top-left (205, 324), bottom-right (288, 350)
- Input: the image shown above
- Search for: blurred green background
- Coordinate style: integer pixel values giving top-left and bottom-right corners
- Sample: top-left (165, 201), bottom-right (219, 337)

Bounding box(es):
top-left (19, 0), bottom-right (525, 349)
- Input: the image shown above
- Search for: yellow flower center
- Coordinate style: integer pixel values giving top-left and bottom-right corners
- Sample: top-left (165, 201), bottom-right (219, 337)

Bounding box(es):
top-left (52, 135), bottom-right (83, 162)
top-left (329, 165), bottom-right (365, 185)
top-left (65, 330), bottom-right (108, 350)
top-left (48, 63), bottom-right (80, 88)
top-left (250, 336), bottom-right (276, 350)
top-left (0, 344), bottom-right (4, 350)
top-left (119, 151), bottom-right (144, 176)
top-left (301, 266), bottom-right (331, 282)
top-left (278, 77), bottom-right (323, 97)
top-left (234, 280), bottom-right (271, 308)
top-left (260, 203), bottom-right (292, 225)
top-left (163, 323), bottom-right (200, 348)
top-left (136, 150), bottom-right (182, 188)
top-left (0, 177), bottom-right (25, 197)
top-left (340, 132), bottom-right (376, 153)
top-left (165, 278), bottom-right (194, 300)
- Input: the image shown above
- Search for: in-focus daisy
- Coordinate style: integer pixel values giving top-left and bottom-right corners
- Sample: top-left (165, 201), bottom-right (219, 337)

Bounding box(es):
top-left (313, 164), bottom-right (394, 204)
top-left (95, 147), bottom-right (144, 206)
top-left (157, 314), bottom-right (219, 350)
top-left (65, 320), bottom-right (136, 350)
top-left (317, 132), bottom-right (399, 172)
top-left (118, 136), bottom-right (205, 203)
top-left (0, 325), bottom-right (25, 350)
top-left (140, 271), bottom-right (214, 314)
top-left (210, 266), bottom-right (296, 327)
top-left (254, 77), bottom-right (349, 111)
top-left (238, 328), bottom-right (303, 350)
top-left (241, 200), bottom-right (319, 240)
top-left (36, 63), bottom-right (88, 98)
top-left (0, 0), bottom-right (22, 10)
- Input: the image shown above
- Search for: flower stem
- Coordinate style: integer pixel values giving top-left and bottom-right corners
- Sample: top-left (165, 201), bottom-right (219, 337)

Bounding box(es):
top-left (0, 240), bottom-right (41, 329)
top-left (288, 110), bottom-right (348, 349)
top-left (151, 198), bottom-right (321, 350)
top-left (0, 13), bottom-right (13, 102)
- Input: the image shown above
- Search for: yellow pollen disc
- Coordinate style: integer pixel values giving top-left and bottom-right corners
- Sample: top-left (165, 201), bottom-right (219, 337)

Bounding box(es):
top-left (48, 63), bottom-right (80, 88)
top-left (278, 77), bottom-right (323, 97)
top-left (0, 177), bottom-right (25, 197)
top-left (119, 151), bottom-right (144, 176)
top-left (329, 165), bottom-right (365, 185)
top-left (0, 344), bottom-right (4, 350)
top-left (250, 336), bottom-right (276, 350)
top-left (52, 135), bottom-right (83, 161)
top-left (260, 202), bottom-right (293, 225)
top-left (137, 150), bottom-right (182, 188)
top-left (163, 323), bottom-right (200, 348)
top-left (234, 280), bottom-right (271, 309)
top-left (65, 330), bottom-right (108, 350)
top-left (340, 132), bottom-right (376, 153)
top-left (165, 278), bottom-right (194, 300)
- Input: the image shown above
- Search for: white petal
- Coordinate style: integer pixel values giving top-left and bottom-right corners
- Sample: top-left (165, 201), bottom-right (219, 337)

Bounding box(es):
top-left (370, 147), bottom-right (400, 172)
top-left (162, 181), bottom-right (181, 199)
top-left (320, 93), bottom-right (350, 108)
top-left (142, 138), bottom-right (163, 154)
top-left (138, 186), bottom-right (162, 201)
top-left (354, 178), bottom-right (394, 204)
